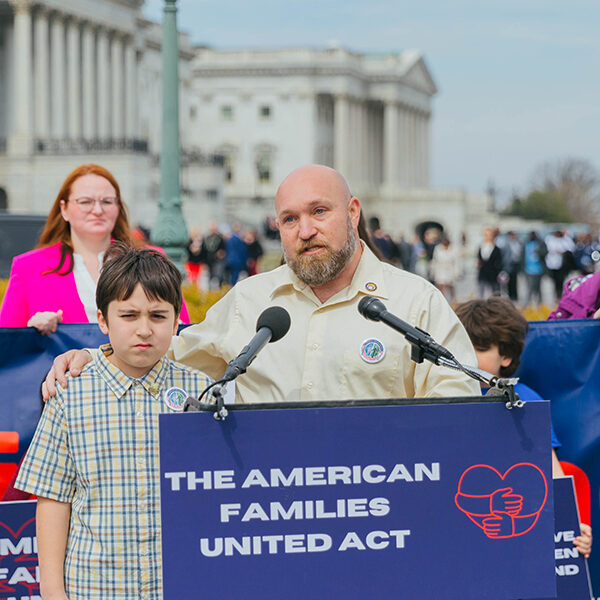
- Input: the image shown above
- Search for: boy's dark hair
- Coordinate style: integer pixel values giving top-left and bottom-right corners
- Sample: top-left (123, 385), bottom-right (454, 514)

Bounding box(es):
top-left (96, 242), bottom-right (183, 321)
top-left (454, 297), bottom-right (528, 377)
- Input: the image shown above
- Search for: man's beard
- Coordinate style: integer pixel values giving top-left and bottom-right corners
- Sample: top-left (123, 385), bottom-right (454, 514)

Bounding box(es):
top-left (284, 218), bottom-right (357, 287)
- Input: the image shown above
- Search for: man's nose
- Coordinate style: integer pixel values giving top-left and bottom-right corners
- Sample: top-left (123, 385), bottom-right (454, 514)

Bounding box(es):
top-left (298, 217), bottom-right (317, 240)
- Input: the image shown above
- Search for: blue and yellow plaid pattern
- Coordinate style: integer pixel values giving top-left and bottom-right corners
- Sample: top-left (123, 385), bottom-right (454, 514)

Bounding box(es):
top-left (16, 346), bottom-right (212, 600)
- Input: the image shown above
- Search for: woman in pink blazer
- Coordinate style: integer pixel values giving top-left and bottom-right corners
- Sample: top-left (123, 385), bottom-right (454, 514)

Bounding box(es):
top-left (0, 164), bottom-right (189, 332)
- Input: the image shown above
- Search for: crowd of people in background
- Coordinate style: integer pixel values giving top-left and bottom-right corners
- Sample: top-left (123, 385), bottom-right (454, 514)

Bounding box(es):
top-left (476, 226), bottom-right (600, 307)
top-left (182, 213), bottom-right (600, 311)
top-left (183, 221), bottom-right (265, 289)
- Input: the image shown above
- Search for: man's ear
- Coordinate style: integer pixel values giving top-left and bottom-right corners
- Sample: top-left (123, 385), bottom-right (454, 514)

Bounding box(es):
top-left (500, 355), bottom-right (512, 368)
top-left (348, 196), bottom-right (361, 229)
top-left (97, 310), bottom-right (109, 335)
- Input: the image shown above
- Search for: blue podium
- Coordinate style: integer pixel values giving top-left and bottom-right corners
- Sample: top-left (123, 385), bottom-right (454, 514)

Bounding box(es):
top-left (159, 398), bottom-right (556, 600)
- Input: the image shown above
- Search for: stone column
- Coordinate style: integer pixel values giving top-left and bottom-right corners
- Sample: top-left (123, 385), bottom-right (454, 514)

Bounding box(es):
top-left (415, 110), bottom-right (424, 187)
top-left (8, 0), bottom-right (33, 155)
top-left (364, 102), bottom-right (373, 189)
top-left (34, 5), bottom-right (50, 143)
top-left (358, 100), bottom-right (368, 188)
top-left (383, 99), bottom-right (399, 192)
top-left (348, 97), bottom-right (357, 181)
top-left (423, 111), bottom-right (431, 186)
top-left (364, 103), bottom-right (372, 187)
top-left (66, 17), bottom-right (81, 141)
top-left (333, 94), bottom-right (351, 176)
top-left (96, 26), bottom-right (110, 141)
top-left (405, 108), bottom-right (415, 187)
top-left (81, 22), bottom-right (96, 141)
top-left (420, 111), bottom-right (427, 186)
top-left (412, 110), bottom-right (419, 187)
top-left (50, 11), bottom-right (66, 140)
top-left (124, 37), bottom-right (137, 140)
top-left (111, 33), bottom-right (124, 141)
top-left (398, 107), bottom-right (409, 186)
top-left (375, 104), bottom-right (383, 187)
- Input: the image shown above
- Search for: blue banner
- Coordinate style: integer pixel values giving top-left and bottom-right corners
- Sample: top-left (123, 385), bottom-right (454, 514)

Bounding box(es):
top-left (517, 319), bottom-right (600, 596)
top-left (0, 500), bottom-right (38, 599)
top-left (0, 325), bottom-right (107, 499)
top-left (553, 477), bottom-right (593, 599)
top-left (159, 402), bottom-right (555, 599)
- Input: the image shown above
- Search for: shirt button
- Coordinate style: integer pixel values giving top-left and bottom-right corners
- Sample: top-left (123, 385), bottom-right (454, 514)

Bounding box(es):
top-left (306, 382), bottom-right (313, 389)
top-left (312, 343), bottom-right (319, 350)
top-left (140, 548), bottom-right (149, 556)
top-left (137, 456), bottom-right (145, 464)
top-left (136, 411), bottom-right (143, 418)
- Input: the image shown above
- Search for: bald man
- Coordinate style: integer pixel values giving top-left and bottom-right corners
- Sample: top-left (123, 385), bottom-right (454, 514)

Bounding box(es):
top-left (45, 165), bottom-right (479, 403)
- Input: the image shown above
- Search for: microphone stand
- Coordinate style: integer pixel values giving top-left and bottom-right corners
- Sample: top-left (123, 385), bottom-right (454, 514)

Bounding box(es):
top-left (400, 333), bottom-right (523, 410)
top-left (184, 379), bottom-right (229, 420)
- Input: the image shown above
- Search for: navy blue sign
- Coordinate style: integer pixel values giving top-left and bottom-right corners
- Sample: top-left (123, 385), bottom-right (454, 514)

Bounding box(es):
top-left (159, 401), bottom-right (556, 599)
top-left (553, 477), bottom-right (593, 599)
top-left (518, 319), bottom-right (600, 595)
top-left (0, 500), bottom-right (38, 599)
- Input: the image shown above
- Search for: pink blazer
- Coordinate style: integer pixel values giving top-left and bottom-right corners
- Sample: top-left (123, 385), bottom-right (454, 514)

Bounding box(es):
top-left (0, 242), bottom-right (190, 326)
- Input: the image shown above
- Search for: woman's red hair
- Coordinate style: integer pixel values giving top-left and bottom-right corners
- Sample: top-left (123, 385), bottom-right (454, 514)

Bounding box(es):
top-left (37, 164), bottom-right (132, 274)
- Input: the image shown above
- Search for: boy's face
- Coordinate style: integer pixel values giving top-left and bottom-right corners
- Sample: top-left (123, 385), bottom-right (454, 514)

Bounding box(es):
top-left (97, 283), bottom-right (178, 378)
top-left (475, 344), bottom-right (512, 378)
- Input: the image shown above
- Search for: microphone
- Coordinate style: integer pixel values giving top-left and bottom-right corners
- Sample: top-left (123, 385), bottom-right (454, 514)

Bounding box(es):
top-left (221, 306), bottom-right (291, 382)
top-left (358, 296), bottom-right (455, 364)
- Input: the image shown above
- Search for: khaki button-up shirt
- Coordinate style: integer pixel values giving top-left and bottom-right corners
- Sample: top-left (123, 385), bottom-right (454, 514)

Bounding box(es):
top-left (170, 245), bottom-right (480, 403)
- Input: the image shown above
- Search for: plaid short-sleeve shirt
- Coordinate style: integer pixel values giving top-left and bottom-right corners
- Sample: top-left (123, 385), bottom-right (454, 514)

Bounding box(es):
top-left (15, 346), bottom-right (212, 600)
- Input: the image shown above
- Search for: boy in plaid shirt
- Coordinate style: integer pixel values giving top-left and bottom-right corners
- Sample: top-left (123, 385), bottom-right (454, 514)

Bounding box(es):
top-left (16, 244), bottom-right (212, 600)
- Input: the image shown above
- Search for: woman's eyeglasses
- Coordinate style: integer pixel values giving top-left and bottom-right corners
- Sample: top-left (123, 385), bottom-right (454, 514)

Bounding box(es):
top-left (71, 197), bottom-right (119, 212)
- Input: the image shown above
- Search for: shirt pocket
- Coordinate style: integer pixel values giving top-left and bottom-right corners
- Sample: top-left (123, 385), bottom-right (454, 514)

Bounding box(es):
top-left (340, 338), bottom-right (410, 400)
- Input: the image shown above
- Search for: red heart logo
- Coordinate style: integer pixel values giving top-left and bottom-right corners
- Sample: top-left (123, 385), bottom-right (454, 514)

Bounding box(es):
top-left (455, 463), bottom-right (548, 539)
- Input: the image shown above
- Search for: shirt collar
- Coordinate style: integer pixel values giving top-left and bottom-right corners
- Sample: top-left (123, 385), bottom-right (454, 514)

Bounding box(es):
top-left (270, 241), bottom-right (389, 304)
top-left (94, 343), bottom-right (170, 400)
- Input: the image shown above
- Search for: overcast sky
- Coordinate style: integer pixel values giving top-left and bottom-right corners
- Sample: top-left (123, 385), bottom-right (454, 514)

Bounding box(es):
top-left (144, 0), bottom-right (600, 202)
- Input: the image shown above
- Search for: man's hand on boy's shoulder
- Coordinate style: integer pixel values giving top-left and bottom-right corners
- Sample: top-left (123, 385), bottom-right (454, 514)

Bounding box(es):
top-left (42, 349), bottom-right (93, 402)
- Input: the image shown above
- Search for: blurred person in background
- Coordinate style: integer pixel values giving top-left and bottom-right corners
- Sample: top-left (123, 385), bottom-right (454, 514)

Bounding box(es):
top-left (505, 231), bottom-right (522, 303)
top-left (545, 230), bottom-right (575, 301)
top-left (574, 232), bottom-right (599, 275)
top-left (185, 227), bottom-right (206, 288)
top-left (477, 227), bottom-right (503, 298)
top-left (430, 237), bottom-right (460, 303)
top-left (226, 223), bottom-right (249, 285)
top-left (368, 216), bottom-right (398, 264)
top-left (0, 164), bottom-right (190, 333)
top-left (245, 228), bottom-right (264, 276)
top-left (523, 231), bottom-right (546, 307)
top-left (202, 222), bottom-right (227, 289)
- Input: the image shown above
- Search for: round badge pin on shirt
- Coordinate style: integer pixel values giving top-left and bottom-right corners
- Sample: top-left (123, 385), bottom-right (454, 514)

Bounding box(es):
top-left (365, 282), bottom-right (377, 292)
top-left (163, 387), bottom-right (188, 412)
top-left (360, 338), bottom-right (386, 364)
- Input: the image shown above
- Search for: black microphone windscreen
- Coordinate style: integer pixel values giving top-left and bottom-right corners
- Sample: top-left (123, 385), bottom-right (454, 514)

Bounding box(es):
top-left (358, 296), bottom-right (385, 321)
top-left (256, 306), bottom-right (291, 342)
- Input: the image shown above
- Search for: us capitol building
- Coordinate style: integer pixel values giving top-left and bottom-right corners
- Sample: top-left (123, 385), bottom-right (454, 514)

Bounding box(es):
top-left (0, 0), bottom-right (491, 244)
